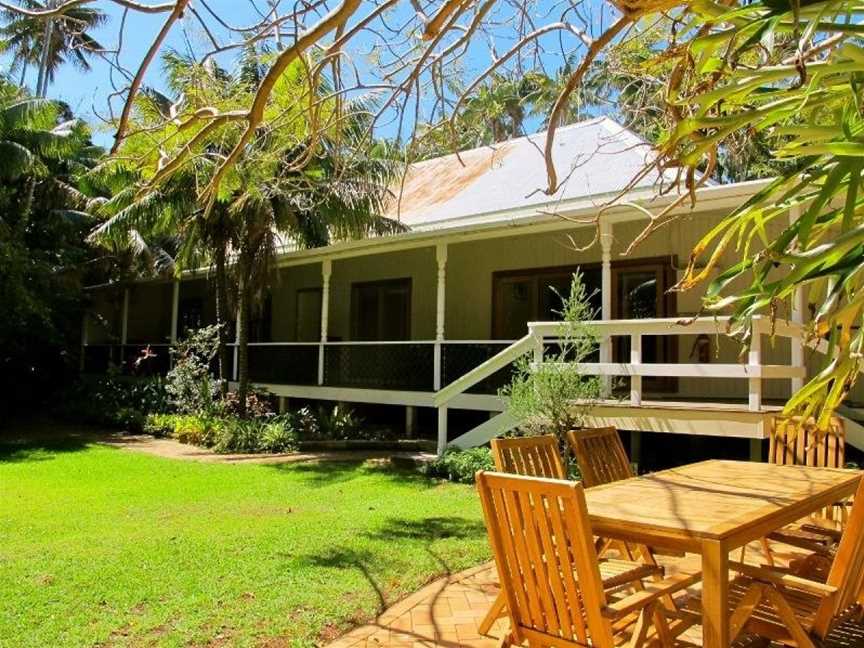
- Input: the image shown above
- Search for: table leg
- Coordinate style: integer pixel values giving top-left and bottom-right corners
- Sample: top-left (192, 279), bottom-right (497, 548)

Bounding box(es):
top-left (701, 539), bottom-right (729, 648)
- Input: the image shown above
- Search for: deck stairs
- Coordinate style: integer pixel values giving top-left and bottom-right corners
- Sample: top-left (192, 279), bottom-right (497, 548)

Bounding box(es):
top-left (435, 316), bottom-right (864, 454)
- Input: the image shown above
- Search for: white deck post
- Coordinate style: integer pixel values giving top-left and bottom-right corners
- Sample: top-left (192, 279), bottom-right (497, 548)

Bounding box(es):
top-left (437, 406), bottom-right (448, 456)
top-left (532, 326), bottom-right (544, 365)
top-left (434, 243), bottom-right (447, 391)
top-left (789, 205), bottom-right (806, 393)
top-left (170, 280), bottom-right (180, 344)
top-left (630, 334), bottom-right (642, 406)
top-left (318, 259), bottom-right (332, 386)
top-left (405, 406), bottom-right (417, 438)
top-left (749, 328), bottom-right (762, 411)
top-left (232, 309), bottom-right (239, 381)
top-left (600, 220), bottom-right (613, 396)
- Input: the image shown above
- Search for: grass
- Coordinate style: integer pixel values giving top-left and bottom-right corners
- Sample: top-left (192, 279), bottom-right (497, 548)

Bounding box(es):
top-left (0, 428), bottom-right (490, 647)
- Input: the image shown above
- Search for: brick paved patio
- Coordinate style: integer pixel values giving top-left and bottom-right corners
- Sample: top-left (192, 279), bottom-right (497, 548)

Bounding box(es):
top-left (324, 562), bottom-right (506, 648)
top-left (322, 544), bottom-right (864, 648)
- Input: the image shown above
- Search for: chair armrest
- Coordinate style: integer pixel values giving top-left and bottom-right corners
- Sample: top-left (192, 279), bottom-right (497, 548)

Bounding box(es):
top-left (728, 561), bottom-right (838, 597)
top-left (800, 521), bottom-right (843, 542)
top-left (602, 571), bottom-right (700, 619)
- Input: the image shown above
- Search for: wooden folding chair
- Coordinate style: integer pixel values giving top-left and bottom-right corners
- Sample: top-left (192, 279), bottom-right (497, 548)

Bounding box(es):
top-left (491, 434), bottom-right (567, 480)
top-left (567, 426), bottom-right (634, 487)
top-left (723, 477), bottom-right (864, 648)
top-left (476, 471), bottom-right (700, 647)
top-left (567, 426), bottom-right (685, 561)
top-left (758, 416), bottom-right (848, 563)
top-left (481, 434), bottom-right (663, 636)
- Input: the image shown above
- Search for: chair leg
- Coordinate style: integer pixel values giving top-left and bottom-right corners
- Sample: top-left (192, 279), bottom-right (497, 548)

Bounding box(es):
top-left (628, 602), bottom-right (655, 648)
top-left (760, 537), bottom-right (775, 567)
top-left (479, 591), bottom-right (507, 636)
top-left (763, 586), bottom-right (816, 648)
top-left (729, 582), bottom-right (765, 642)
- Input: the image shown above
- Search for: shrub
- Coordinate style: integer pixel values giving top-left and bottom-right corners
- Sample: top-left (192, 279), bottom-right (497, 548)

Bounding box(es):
top-left (142, 413), bottom-right (176, 437)
top-left (212, 418), bottom-right (261, 454)
top-left (499, 272), bottom-right (601, 443)
top-left (59, 375), bottom-right (170, 431)
top-left (259, 417), bottom-right (298, 453)
top-left (166, 325), bottom-right (222, 416)
top-left (291, 406), bottom-right (320, 439)
top-left (424, 447), bottom-right (494, 484)
top-left (221, 389), bottom-right (274, 419)
top-left (317, 405), bottom-right (362, 439)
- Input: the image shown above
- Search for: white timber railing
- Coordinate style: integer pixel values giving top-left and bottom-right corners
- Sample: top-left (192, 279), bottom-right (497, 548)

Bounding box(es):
top-left (433, 315), bottom-right (808, 453)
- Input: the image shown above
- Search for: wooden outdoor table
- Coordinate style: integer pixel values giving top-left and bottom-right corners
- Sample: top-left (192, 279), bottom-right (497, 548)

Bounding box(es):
top-left (583, 459), bottom-right (861, 648)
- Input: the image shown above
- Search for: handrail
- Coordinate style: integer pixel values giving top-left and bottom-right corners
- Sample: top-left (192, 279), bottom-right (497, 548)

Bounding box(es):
top-left (433, 334), bottom-right (535, 407)
top-left (527, 314), bottom-right (798, 339)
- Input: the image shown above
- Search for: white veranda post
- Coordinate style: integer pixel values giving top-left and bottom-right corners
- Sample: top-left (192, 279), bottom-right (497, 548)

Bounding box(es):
top-left (170, 280), bottom-right (180, 344)
top-left (435, 243), bottom-right (448, 454)
top-left (169, 280), bottom-right (180, 369)
top-left (600, 220), bottom-right (613, 396)
top-left (319, 259), bottom-right (332, 386)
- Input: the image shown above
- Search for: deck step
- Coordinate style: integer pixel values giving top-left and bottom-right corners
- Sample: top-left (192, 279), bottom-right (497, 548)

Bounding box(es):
top-left (449, 411), bottom-right (519, 449)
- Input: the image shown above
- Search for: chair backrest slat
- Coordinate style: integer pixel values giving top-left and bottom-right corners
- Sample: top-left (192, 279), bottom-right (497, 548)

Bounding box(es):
top-left (768, 416), bottom-right (845, 468)
top-left (476, 471), bottom-right (615, 647)
top-left (491, 434), bottom-right (567, 480)
top-left (813, 477), bottom-right (864, 637)
top-left (770, 416), bottom-right (847, 522)
top-left (567, 427), bottom-right (633, 487)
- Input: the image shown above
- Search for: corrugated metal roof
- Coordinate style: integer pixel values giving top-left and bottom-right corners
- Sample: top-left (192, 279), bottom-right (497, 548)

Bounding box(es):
top-left (384, 117), bottom-right (670, 231)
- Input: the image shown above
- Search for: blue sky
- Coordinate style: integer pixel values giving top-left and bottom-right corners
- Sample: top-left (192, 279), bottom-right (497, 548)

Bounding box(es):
top-left (3, 1), bottom-right (607, 148)
top-left (7, 4), bottom-right (266, 147)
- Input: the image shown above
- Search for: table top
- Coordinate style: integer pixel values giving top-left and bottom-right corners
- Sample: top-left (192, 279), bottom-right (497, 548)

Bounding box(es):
top-left (584, 459), bottom-right (861, 544)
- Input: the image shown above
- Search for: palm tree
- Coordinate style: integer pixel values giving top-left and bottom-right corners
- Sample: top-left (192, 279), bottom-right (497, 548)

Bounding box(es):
top-left (1, 1), bottom-right (107, 96)
top-left (0, 77), bottom-right (103, 402)
top-left (89, 49), bottom-right (402, 415)
top-left (0, 77), bottom-right (96, 218)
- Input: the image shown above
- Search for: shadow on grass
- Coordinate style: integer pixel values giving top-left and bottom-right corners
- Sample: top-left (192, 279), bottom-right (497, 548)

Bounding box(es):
top-left (366, 516), bottom-right (487, 577)
top-left (299, 515), bottom-right (489, 643)
top-left (0, 419), bottom-right (100, 463)
top-left (364, 516), bottom-right (486, 543)
top-left (268, 459), bottom-right (437, 489)
top-left (301, 547), bottom-right (389, 613)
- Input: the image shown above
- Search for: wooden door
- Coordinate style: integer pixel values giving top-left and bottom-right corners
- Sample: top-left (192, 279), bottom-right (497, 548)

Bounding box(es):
top-left (612, 259), bottom-right (676, 392)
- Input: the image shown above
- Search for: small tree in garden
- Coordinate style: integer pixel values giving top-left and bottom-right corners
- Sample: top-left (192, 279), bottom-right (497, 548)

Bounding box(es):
top-left (166, 325), bottom-right (223, 416)
top-left (500, 272), bottom-right (601, 444)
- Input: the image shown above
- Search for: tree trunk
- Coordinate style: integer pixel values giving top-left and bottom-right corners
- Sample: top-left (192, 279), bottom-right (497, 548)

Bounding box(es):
top-left (236, 274), bottom-right (250, 419)
top-left (213, 243), bottom-right (230, 397)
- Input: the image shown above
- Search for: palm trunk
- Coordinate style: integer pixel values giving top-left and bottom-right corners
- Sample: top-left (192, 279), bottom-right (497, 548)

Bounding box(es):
top-left (36, 6), bottom-right (55, 98)
top-left (213, 243), bottom-right (230, 396)
top-left (236, 273), bottom-right (250, 419)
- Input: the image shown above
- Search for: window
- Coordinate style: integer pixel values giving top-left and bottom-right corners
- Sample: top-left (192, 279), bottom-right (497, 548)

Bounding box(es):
top-left (612, 258), bottom-right (677, 391)
top-left (295, 288), bottom-right (322, 342)
top-left (249, 294), bottom-right (272, 343)
top-left (350, 278), bottom-right (412, 341)
top-left (178, 298), bottom-right (203, 337)
top-left (492, 266), bottom-right (601, 339)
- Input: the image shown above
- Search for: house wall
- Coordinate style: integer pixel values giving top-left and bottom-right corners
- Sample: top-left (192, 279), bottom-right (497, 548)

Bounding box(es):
top-left (126, 282), bottom-right (173, 344)
top-left (86, 288), bottom-right (123, 344)
top-left (85, 206), bottom-right (845, 406)
top-left (325, 247), bottom-right (438, 341)
top-left (179, 278), bottom-right (218, 328)
top-left (271, 263), bottom-right (323, 341)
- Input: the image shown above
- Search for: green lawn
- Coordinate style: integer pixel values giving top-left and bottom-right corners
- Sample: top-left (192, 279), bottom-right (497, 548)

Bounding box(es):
top-left (0, 430), bottom-right (490, 647)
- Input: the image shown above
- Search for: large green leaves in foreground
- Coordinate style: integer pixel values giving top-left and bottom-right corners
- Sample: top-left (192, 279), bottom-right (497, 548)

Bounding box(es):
top-left (649, 0), bottom-right (864, 425)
